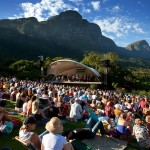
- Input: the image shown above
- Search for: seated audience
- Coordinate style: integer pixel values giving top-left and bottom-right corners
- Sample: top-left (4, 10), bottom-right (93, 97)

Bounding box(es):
top-left (132, 118), bottom-right (150, 148)
top-left (69, 98), bottom-right (82, 122)
top-left (145, 115), bottom-right (150, 137)
top-left (0, 106), bottom-right (12, 122)
top-left (44, 101), bottom-right (59, 118)
top-left (63, 117), bottom-right (106, 141)
top-left (19, 117), bottom-right (41, 150)
top-left (116, 113), bottom-right (131, 137)
top-left (41, 117), bottom-right (74, 150)
top-left (90, 99), bottom-right (97, 111)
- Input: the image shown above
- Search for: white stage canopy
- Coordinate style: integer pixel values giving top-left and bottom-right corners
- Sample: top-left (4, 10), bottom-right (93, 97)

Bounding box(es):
top-left (47, 60), bottom-right (101, 79)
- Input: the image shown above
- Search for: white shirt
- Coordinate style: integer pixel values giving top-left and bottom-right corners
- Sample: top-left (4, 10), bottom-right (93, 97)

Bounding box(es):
top-left (98, 116), bottom-right (109, 123)
top-left (19, 130), bottom-right (34, 143)
top-left (16, 92), bottom-right (20, 100)
top-left (48, 91), bottom-right (53, 98)
top-left (73, 92), bottom-right (78, 98)
top-left (23, 102), bottom-right (27, 113)
top-left (70, 102), bottom-right (82, 118)
top-left (92, 94), bottom-right (97, 100)
top-left (42, 133), bottom-right (67, 150)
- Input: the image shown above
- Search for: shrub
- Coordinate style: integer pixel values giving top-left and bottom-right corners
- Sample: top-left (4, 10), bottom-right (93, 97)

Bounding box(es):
top-left (90, 84), bottom-right (97, 89)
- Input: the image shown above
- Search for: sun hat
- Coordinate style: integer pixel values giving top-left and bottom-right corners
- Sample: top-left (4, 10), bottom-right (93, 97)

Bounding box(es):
top-left (45, 117), bottom-right (63, 134)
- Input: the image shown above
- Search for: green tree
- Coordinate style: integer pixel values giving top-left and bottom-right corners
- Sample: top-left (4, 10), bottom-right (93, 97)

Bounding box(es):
top-left (106, 52), bottom-right (119, 64)
top-left (9, 60), bottom-right (40, 80)
top-left (44, 57), bottom-right (53, 68)
top-left (81, 52), bottom-right (102, 70)
top-left (81, 52), bottom-right (137, 90)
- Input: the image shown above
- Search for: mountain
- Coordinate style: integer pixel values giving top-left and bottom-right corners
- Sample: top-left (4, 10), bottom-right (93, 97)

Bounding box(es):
top-left (0, 10), bottom-right (118, 60)
top-left (126, 40), bottom-right (150, 51)
top-left (124, 40), bottom-right (150, 58)
top-left (0, 10), bottom-right (150, 61)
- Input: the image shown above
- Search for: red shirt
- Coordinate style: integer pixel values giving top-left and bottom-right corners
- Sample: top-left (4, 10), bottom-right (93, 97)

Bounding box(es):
top-left (140, 101), bottom-right (147, 109)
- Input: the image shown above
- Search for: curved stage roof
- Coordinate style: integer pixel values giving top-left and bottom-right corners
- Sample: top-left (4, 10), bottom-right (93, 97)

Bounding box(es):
top-left (47, 59), bottom-right (101, 78)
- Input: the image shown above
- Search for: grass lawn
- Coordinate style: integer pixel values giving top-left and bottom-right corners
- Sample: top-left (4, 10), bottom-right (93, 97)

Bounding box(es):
top-left (0, 100), bottom-right (139, 150)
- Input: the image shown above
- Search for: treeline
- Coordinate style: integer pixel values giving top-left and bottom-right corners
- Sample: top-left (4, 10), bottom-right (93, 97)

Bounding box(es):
top-left (0, 52), bottom-right (150, 92)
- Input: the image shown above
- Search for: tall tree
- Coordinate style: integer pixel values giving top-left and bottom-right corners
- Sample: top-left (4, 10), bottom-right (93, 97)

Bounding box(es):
top-left (9, 60), bottom-right (40, 80)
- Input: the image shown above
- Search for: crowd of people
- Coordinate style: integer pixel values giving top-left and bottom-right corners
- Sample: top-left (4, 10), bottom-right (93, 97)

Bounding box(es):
top-left (0, 77), bottom-right (150, 149)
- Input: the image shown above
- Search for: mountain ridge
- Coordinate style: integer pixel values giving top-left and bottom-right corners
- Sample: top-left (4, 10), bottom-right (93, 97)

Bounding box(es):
top-left (0, 10), bottom-right (150, 60)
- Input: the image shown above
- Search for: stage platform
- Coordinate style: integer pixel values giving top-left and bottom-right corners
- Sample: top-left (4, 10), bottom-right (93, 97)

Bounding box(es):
top-left (53, 81), bottom-right (102, 84)
top-left (48, 81), bottom-right (103, 88)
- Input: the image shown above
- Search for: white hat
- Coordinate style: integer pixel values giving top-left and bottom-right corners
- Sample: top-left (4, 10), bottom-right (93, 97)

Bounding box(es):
top-left (115, 104), bottom-right (122, 110)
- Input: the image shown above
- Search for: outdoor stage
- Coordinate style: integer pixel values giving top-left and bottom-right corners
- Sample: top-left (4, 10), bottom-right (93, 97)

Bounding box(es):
top-left (53, 81), bottom-right (102, 85)
top-left (51, 81), bottom-right (103, 88)
top-left (47, 60), bottom-right (103, 87)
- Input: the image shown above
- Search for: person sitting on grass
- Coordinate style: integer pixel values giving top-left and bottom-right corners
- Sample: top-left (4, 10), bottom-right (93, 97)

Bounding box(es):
top-left (44, 101), bottom-right (59, 119)
top-left (0, 104), bottom-right (12, 123)
top-left (19, 116), bottom-right (41, 150)
top-left (41, 117), bottom-right (74, 150)
top-left (32, 95), bottom-right (46, 121)
top-left (20, 97), bottom-right (29, 117)
top-left (132, 118), bottom-right (150, 149)
top-left (116, 113), bottom-right (131, 139)
top-left (63, 117), bottom-right (106, 141)
top-left (69, 98), bottom-right (82, 122)
top-left (145, 115), bottom-right (150, 137)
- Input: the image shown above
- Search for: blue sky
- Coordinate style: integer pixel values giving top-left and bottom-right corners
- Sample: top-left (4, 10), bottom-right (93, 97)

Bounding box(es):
top-left (0, 0), bottom-right (150, 47)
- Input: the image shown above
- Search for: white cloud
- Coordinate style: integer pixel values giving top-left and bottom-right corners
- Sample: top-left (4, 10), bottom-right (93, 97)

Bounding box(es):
top-left (116, 41), bottom-right (129, 47)
top-left (73, 8), bottom-right (79, 11)
top-left (82, 7), bottom-right (91, 13)
top-left (137, 1), bottom-right (144, 7)
top-left (9, 0), bottom-right (78, 21)
top-left (68, 0), bottom-right (82, 2)
top-left (103, 0), bottom-right (109, 3)
top-left (102, 32), bottom-right (115, 40)
top-left (91, 1), bottom-right (100, 11)
top-left (106, 5), bottom-right (121, 14)
top-left (112, 5), bottom-right (120, 13)
top-left (68, 0), bottom-right (83, 6)
top-left (93, 16), bottom-right (144, 39)
top-left (133, 23), bottom-right (144, 33)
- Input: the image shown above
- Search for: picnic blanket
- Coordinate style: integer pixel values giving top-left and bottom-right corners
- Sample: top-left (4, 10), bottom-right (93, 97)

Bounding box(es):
top-left (82, 135), bottom-right (127, 150)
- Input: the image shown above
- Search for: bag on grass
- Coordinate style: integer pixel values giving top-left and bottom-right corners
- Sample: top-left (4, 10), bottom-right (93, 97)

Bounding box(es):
top-left (1, 121), bottom-right (13, 134)
top-left (71, 139), bottom-right (92, 150)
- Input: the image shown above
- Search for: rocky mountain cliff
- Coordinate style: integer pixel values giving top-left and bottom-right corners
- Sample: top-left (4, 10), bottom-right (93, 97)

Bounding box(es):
top-left (126, 40), bottom-right (150, 51)
top-left (124, 40), bottom-right (150, 58)
top-left (0, 10), bottom-right (149, 60)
